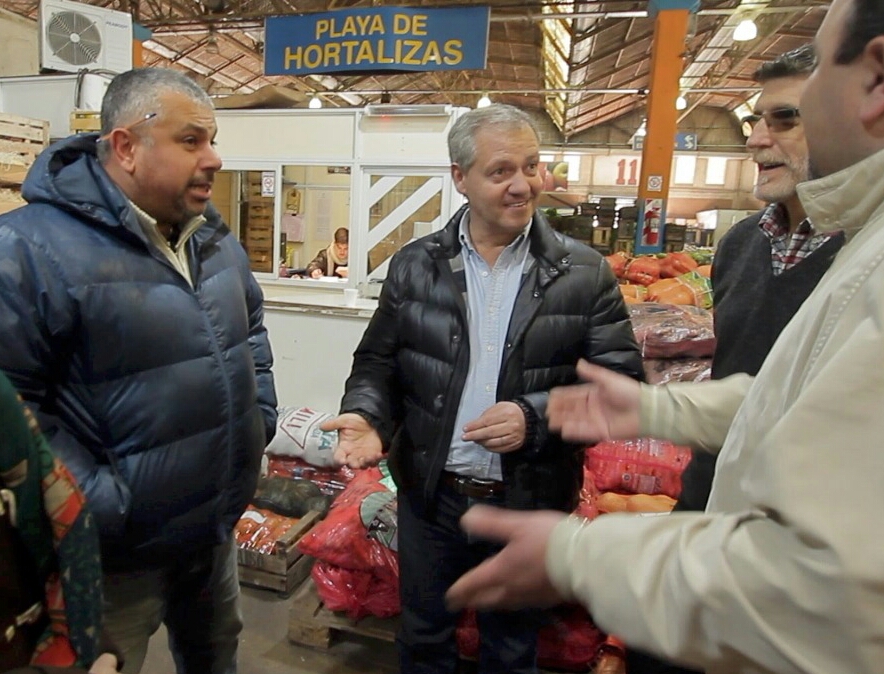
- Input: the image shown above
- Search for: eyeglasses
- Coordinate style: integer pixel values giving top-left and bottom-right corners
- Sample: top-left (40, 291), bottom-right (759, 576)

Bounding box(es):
top-left (97, 112), bottom-right (158, 143)
top-left (741, 107), bottom-right (801, 134)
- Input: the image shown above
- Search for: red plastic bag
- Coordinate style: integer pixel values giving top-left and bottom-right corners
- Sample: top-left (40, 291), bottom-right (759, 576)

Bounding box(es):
top-left (456, 605), bottom-right (605, 671)
top-left (297, 467), bottom-right (399, 584)
top-left (311, 561), bottom-right (400, 620)
top-left (586, 438), bottom-right (692, 499)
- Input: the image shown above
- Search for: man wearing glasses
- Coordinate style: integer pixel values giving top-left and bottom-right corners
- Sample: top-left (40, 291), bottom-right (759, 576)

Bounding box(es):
top-left (674, 44), bottom-right (846, 513)
top-left (625, 44), bottom-right (846, 674)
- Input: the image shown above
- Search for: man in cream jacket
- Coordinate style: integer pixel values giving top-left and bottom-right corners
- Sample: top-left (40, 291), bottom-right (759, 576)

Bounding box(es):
top-left (446, 1), bottom-right (884, 672)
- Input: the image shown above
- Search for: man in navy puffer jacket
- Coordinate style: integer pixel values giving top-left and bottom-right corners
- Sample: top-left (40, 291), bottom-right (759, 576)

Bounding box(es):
top-left (0, 68), bottom-right (276, 674)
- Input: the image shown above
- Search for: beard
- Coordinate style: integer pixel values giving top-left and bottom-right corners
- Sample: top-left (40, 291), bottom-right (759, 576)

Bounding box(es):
top-left (753, 153), bottom-right (810, 204)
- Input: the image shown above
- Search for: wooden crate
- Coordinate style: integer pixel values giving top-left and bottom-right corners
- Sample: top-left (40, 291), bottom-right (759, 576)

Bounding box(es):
top-left (0, 113), bottom-right (49, 186)
top-left (245, 230), bottom-right (273, 245)
top-left (238, 510), bottom-right (322, 596)
top-left (288, 575), bottom-right (399, 650)
top-left (71, 110), bottom-right (101, 133)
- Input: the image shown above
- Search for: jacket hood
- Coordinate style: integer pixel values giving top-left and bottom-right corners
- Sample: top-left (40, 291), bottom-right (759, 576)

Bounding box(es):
top-left (22, 132), bottom-right (226, 246)
top-left (23, 132), bottom-right (139, 234)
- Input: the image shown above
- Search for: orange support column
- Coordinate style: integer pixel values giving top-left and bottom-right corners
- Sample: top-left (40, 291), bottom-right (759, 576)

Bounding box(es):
top-left (132, 23), bottom-right (152, 69)
top-left (634, 0), bottom-right (697, 254)
top-left (132, 40), bottom-right (144, 67)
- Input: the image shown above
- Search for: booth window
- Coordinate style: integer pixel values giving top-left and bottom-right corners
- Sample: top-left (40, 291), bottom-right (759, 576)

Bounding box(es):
top-left (281, 165), bottom-right (351, 279)
top-left (214, 170), bottom-right (277, 274)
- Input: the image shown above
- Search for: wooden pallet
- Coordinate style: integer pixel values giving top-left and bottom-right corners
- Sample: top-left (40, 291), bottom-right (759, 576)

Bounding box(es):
top-left (237, 509), bottom-right (322, 596)
top-left (286, 578), bottom-right (589, 673)
top-left (0, 113), bottom-right (49, 186)
top-left (287, 576), bottom-right (399, 650)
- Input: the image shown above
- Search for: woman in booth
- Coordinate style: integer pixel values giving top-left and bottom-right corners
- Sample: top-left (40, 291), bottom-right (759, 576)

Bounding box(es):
top-left (306, 227), bottom-right (349, 279)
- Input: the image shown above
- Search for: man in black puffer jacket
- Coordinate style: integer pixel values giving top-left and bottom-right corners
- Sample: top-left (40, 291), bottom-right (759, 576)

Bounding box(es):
top-left (0, 68), bottom-right (276, 674)
top-left (323, 104), bottom-right (643, 674)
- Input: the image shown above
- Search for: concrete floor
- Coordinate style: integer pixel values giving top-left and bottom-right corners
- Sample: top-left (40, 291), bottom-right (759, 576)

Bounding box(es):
top-left (140, 585), bottom-right (400, 674)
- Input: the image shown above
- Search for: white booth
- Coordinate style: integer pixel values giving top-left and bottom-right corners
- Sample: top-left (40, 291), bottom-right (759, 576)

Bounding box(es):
top-left (213, 105), bottom-right (467, 411)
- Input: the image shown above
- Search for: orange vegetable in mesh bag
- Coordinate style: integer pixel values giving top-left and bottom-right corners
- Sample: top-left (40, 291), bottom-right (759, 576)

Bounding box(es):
top-left (596, 492), bottom-right (630, 513)
top-left (624, 256), bottom-right (661, 286)
top-left (696, 264), bottom-right (712, 278)
top-left (596, 492), bottom-right (676, 514)
top-left (235, 507), bottom-right (300, 554)
top-left (647, 278), bottom-right (695, 305)
top-left (659, 252), bottom-right (699, 278)
top-left (618, 284), bottom-right (647, 300)
top-left (625, 493), bottom-right (677, 513)
top-left (604, 252), bottom-right (630, 278)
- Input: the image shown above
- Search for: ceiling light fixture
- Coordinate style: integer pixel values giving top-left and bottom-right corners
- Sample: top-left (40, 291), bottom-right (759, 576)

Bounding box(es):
top-left (477, 93), bottom-right (492, 108)
top-left (675, 94), bottom-right (688, 111)
top-left (364, 104), bottom-right (452, 117)
top-left (733, 17), bottom-right (758, 42)
top-left (308, 94), bottom-right (322, 109)
top-left (635, 119), bottom-right (648, 137)
top-left (205, 29), bottom-right (219, 55)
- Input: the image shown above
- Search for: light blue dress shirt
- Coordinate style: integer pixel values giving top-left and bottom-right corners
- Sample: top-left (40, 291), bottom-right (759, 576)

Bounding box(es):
top-left (445, 209), bottom-right (532, 480)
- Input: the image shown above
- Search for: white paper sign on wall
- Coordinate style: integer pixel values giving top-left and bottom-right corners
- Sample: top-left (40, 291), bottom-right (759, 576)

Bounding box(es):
top-left (261, 171), bottom-right (275, 197)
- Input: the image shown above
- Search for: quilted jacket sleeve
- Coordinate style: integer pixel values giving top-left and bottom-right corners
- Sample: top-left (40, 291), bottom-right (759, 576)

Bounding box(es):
top-left (519, 254), bottom-right (644, 456)
top-left (338, 252), bottom-right (406, 447)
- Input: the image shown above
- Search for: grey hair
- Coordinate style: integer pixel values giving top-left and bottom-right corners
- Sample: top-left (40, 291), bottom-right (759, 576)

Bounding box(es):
top-left (97, 67), bottom-right (212, 162)
top-left (447, 104), bottom-right (539, 172)
top-left (752, 43), bottom-right (817, 83)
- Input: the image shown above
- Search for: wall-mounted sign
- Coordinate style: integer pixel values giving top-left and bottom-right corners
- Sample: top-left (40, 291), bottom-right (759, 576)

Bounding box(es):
top-left (595, 156), bottom-right (641, 188)
top-left (261, 171), bottom-right (275, 197)
top-left (264, 6), bottom-right (490, 75)
top-left (632, 132), bottom-right (698, 151)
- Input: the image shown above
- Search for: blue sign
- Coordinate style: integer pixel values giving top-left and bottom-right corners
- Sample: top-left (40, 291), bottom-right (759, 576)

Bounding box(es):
top-left (676, 132), bottom-right (698, 150)
top-left (632, 132), bottom-right (698, 151)
top-left (264, 6), bottom-right (490, 76)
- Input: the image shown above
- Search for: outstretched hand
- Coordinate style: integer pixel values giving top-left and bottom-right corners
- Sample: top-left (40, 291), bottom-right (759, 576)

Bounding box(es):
top-left (445, 505), bottom-right (566, 611)
top-left (321, 412), bottom-right (384, 469)
top-left (547, 359), bottom-right (642, 443)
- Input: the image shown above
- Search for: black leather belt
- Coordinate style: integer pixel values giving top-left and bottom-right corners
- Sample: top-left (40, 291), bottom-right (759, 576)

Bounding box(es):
top-left (441, 471), bottom-right (505, 499)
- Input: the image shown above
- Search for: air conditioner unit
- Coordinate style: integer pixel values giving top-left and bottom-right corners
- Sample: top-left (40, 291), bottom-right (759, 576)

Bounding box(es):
top-left (39, 0), bottom-right (133, 75)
